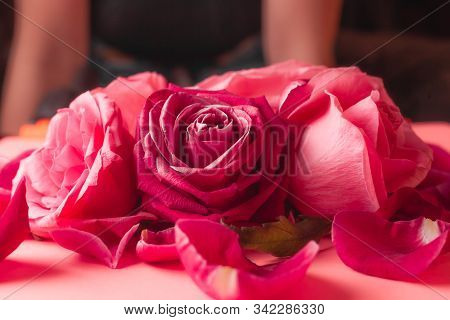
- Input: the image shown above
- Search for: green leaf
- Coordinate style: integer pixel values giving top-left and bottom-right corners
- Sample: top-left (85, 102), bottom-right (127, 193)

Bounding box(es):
top-left (234, 216), bottom-right (331, 257)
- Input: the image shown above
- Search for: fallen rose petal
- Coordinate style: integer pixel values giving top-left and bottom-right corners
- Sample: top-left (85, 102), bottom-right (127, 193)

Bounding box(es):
top-left (136, 228), bottom-right (178, 263)
top-left (333, 212), bottom-right (449, 279)
top-left (49, 212), bottom-right (156, 268)
top-left (0, 179), bottom-right (29, 262)
top-left (175, 219), bottom-right (319, 299)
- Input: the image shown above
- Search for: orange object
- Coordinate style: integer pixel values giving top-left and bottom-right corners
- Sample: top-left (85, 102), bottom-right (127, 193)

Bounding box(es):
top-left (18, 119), bottom-right (49, 139)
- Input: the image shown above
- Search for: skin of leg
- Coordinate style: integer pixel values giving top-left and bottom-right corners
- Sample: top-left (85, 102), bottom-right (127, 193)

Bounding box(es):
top-left (0, 0), bottom-right (89, 135)
top-left (262, 0), bottom-right (342, 66)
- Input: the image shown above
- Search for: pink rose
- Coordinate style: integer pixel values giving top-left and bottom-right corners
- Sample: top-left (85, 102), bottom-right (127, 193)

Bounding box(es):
top-left (278, 67), bottom-right (433, 217)
top-left (19, 91), bottom-right (153, 268)
top-left (196, 60), bottom-right (325, 110)
top-left (135, 85), bottom-right (288, 224)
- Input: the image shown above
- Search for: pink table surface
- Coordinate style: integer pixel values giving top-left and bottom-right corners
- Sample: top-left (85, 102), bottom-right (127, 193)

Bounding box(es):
top-left (0, 122), bottom-right (449, 300)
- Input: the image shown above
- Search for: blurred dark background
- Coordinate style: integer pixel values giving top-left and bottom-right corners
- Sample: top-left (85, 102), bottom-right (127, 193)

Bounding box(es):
top-left (0, 0), bottom-right (449, 123)
top-left (338, 0), bottom-right (450, 121)
top-left (0, 0), bottom-right (14, 104)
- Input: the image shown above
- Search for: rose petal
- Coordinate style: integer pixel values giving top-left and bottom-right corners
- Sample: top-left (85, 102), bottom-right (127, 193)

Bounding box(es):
top-left (0, 150), bottom-right (34, 190)
top-left (136, 87), bottom-right (289, 224)
top-left (419, 145), bottom-right (450, 210)
top-left (175, 219), bottom-right (319, 299)
top-left (280, 67), bottom-right (390, 120)
top-left (333, 212), bottom-right (448, 279)
top-left (136, 227), bottom-right (178, 263)
top-left (49, 212), bottom-right (156, 268)
top-left (289, 93), bottom-right (385, 217)
top-left (381, 122), bottom-right (433, 191)
top-left (282, 67), bottom-right (432, 196)
top-left (196, 60), bottom-right (325, 110)
top-left (0, 179), bottom-right (29, 261)
top-left (379, 187), bottom-right (449, 222)
top-left (97, 72), bottom-right (167, 135)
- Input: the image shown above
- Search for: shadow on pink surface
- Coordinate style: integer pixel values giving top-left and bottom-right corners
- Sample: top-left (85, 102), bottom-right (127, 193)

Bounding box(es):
top-left (293, 275), bottom-right (354, 299)
top-left (419, 254), bottom-right (450, 285)
top-left (0, 239), bottom-right (449, 299)
top-left (0, 259), bottom-right (66, 284)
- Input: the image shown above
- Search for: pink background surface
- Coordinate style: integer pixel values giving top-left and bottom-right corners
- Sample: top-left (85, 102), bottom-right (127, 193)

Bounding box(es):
top-left (0, 122), bottom-right (449, 300)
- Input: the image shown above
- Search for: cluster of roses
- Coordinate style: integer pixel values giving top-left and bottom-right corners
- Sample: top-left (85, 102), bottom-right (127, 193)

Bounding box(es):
top-left (0, 61), bottom-right (448, 299)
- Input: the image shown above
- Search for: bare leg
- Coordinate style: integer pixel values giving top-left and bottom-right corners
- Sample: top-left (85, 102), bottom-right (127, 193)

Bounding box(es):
top-left (262, 0), bottom-right (342, 66)
top-left (0, 0), bottom-right (89, 135)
